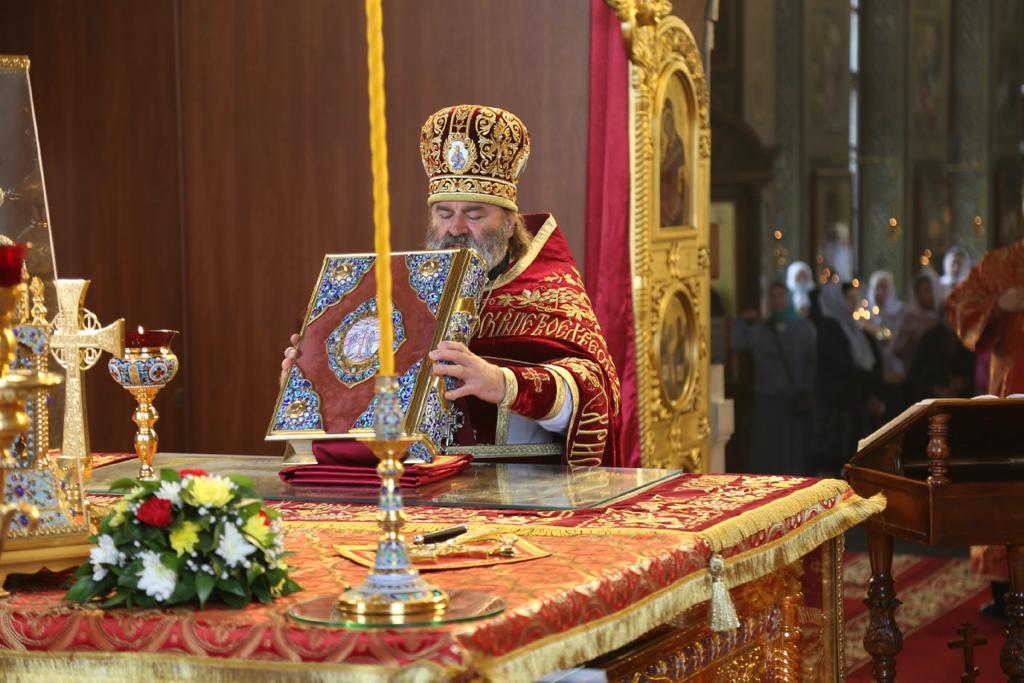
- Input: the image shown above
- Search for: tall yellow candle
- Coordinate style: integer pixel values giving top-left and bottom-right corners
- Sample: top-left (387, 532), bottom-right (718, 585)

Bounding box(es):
top-left (365, 0), bottom-right (393, 375)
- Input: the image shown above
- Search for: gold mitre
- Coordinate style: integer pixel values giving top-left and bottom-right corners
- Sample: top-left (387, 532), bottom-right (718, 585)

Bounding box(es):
top-left (419, 104), bottom-right (531, 212)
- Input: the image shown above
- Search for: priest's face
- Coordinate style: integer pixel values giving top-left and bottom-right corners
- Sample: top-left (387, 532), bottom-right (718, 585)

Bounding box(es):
top-left (426, 201), bottom-right (511, 270)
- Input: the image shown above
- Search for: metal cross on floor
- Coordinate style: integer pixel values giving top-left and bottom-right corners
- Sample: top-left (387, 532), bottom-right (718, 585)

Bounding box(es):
top-left (947, 620), bottom-right (988, 683)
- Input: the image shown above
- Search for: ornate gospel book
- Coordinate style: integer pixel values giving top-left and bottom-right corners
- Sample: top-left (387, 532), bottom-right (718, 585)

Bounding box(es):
top-left (266, 249), bottom-right (487, 461)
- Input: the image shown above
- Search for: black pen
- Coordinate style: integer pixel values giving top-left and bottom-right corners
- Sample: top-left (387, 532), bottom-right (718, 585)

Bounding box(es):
top-left (413, 524), bottom-right (468, 545)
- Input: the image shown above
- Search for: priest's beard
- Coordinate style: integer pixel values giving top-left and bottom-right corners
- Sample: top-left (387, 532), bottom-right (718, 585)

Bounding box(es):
top-left (425, 221), bottom-right (510, 271)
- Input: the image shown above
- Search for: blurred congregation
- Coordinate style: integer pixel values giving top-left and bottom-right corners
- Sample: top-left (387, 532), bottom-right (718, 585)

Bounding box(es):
top-left (723, 248), bottom-right (988, 478)
top-left (707, 0), bottom-right (1023, 479)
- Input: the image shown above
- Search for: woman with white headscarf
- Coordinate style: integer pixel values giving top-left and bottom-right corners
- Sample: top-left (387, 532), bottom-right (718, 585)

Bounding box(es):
top-left (786, 261), bottom-right (815, 317)
top-left (939, 246), bottom-right (971, 299)
top-left (889, 269), bottom-right (942, 377)
top-left (867, 270), bottom-right (904, 333)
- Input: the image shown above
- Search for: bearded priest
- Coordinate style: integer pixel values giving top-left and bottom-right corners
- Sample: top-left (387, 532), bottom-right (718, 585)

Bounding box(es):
top-left (283, 105), bottom-right (621, 468)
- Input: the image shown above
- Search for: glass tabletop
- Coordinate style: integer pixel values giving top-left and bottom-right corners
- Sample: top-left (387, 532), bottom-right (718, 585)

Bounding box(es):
top-left (88, 453), bottom-right (682, 511)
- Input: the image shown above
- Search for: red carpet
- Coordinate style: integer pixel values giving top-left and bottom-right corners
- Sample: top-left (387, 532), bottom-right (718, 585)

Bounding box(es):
top-left (844, 552), bottom-right (1007, 681)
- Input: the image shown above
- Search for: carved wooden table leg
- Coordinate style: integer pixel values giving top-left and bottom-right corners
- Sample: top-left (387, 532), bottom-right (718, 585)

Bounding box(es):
top-left (1002, 544), bottom-right (1024, 682)
top-left (864, 529), bottom-right (901, 682)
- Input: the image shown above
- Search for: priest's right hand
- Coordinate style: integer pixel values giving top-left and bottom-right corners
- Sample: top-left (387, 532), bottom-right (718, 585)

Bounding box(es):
top-left (280, 333), bottom-right (300, 388)
top-left (428, 341), bottom-right (506, 404)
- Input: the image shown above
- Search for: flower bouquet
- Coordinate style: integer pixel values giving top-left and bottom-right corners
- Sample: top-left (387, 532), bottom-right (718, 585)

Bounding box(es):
top-left (65, 468), bottom-right (301, 608)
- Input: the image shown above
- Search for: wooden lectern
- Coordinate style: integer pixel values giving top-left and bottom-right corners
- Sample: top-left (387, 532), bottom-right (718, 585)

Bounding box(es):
top-left (845, 398), bottom-right (1024, 682)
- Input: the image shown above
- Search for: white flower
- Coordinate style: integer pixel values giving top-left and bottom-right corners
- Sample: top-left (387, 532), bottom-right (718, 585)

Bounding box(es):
top-left (126, 486), bottom-right (148, 501)
top-left (215, 522), bottom-right (258, 568)
top-left (89, 534), bottom-right (125, 581)
top-left (155, 480), bottom-right (182, 507)
top-left (136, 551), bottom-right (177, 602)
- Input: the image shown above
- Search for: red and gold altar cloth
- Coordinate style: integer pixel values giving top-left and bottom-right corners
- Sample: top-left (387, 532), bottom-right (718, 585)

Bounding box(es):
top-left (467, 213), bottom-right (623, 468)
top-left (0, 468), bottom-right (882, 682)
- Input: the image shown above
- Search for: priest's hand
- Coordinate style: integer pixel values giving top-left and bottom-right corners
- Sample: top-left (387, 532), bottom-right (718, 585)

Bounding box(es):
top-left (997, 286), bottom-right (1024, 313)
top-left (280, 333), bottom-right (300, 387)
top-left (429, 341), bottom-right (506, 404)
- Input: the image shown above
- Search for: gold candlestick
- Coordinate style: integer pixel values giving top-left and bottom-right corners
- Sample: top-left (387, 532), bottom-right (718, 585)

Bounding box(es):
top-left (334, 376), bottom-right (449, 616)
top-left (107, 331), bottom-right (179, 481)
top-left (129, 385), bottom-right (161, 481)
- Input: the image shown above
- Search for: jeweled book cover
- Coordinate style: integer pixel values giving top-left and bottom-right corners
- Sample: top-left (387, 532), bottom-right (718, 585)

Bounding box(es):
top-left (267, 249), bottom-right (487, 460)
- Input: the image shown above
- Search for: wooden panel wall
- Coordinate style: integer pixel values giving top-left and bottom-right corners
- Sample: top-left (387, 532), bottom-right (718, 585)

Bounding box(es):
top-left (0, 0), bottom-right (595, 455)
top-left (0, 0), bottom-right (187, 453)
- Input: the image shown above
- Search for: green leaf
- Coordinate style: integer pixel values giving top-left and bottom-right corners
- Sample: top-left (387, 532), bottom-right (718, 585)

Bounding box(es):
top-left (216, 578), bottom-right (246, 597)
top-left (252, 581), bottom-right (271, 604)
top-left (159, 469), bottom-right (182, 483)
top-left (237, 501), bottom-right (261, 518)
top-left (246, 563), bottom-right (266, 585)
top-left (169, 578), bottom-right (196, 604)
top-left (195, 572), bottom-right (216, 607)
top-left (281, 579), bottom-right (303, 596)
top-left (227, 474), bottom-right (254, 490)
top-left (160, 553), bottom-right (182, 572)
top-left (133, 593), bottom-right (157, 609)
top-left (216, 590), bottom-right (248, 609)
top-left (108, 478), bottom-right (140, 492)
top-left (64, 575), bottom-right (100, 603)
top-left (101, 592), bottom-right (129, 608)
top-left (117, 570), bottom-right (139, 590)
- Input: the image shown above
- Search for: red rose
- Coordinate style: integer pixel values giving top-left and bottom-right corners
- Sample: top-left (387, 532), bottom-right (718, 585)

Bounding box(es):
top-left (258, 510), bottom-right (271, 526)
top-left (178, 468), bottom-right (209, 478)
top-left (136, 497), bottom-right (174, 528)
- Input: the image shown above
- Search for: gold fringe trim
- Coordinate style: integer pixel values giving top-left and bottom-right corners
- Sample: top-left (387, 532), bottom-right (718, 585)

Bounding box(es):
top-left (0, 647), bottom-right (455, 683)
top-left (470, 492), bottom-right (885, 683)
top-left (719, 493), bottom-right (886, 591)
top-left (468, 561), bottom-right (712, 683)
top-left (698, 478), bottom-right (853, 553)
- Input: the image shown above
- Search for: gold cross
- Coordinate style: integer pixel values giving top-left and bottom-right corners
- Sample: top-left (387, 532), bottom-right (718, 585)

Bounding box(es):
top-left (519, 367), bottom-right (550, 393)
top-left (49, 280), bottom-right (124, 484)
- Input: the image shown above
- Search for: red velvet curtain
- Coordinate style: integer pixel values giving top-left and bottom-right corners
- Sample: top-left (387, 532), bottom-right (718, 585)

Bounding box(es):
top-left (585, 0), bottom-right (640, 467)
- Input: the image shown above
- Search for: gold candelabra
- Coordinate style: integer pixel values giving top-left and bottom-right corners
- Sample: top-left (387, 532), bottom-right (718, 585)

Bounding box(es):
top-left (0, 280), bottom-right (61, 568)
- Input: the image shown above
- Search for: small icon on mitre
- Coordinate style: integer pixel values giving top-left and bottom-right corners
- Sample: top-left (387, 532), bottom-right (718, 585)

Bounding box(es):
top-left (446, 139), bottom-right (470, 173)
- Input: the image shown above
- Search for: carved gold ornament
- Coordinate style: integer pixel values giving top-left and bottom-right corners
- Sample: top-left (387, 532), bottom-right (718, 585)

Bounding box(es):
top-left (606, 2), bottom-right (712, 471)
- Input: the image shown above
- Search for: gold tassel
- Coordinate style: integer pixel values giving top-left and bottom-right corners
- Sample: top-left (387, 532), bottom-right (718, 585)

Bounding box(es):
top-left (708, 554), bottom-right (740, 632)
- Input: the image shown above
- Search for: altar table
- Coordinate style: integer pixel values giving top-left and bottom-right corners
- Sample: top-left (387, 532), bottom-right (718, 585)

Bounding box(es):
top-left (0, 455), bottom-right (883, 682)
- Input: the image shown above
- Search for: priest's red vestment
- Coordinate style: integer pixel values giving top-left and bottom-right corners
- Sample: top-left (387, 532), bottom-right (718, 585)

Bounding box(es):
top-left (946, 239), bottom-right (1024, 579)
top-left (466, 213), bottom-right (622, 468)
top-left (946, 239), bottom-right (1024, 398)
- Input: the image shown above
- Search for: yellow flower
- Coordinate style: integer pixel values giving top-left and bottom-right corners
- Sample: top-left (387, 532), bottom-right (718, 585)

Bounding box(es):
top-left (109, 498), bottom-right (130, 527)
top-left (242, 514), bottom-right (271, 546)
top-left (189, 476), bottom-right (234, 508)
top-left (169, 520), bottom-right (201, 556)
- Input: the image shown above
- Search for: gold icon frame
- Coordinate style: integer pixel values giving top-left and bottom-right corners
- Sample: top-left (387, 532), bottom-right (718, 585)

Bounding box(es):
top-left (608, 2), bottom-right (712, 471)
